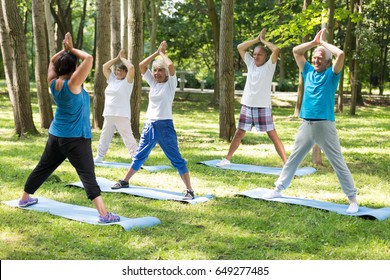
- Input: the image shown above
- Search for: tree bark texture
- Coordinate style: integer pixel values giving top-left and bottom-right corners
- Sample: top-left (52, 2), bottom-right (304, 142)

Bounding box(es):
top-left (206, 0), bottom-right (220, 104)
top-left (218, 0), bottom-right (235, 141)
top-left (0, 0), bottom-right (38, 136)
top-left (93, 0), bottom-right (111, 129)
top-left (111, 0), bottom-right (121, 58)
top-left (128, 0), bottom-right (144, 139)
top-left (32, 0), bottom-right (53, 129)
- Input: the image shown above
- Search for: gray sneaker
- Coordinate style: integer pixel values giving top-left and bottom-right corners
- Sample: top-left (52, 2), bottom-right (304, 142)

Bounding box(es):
top-left (111, 180), bottom-right (129, 189)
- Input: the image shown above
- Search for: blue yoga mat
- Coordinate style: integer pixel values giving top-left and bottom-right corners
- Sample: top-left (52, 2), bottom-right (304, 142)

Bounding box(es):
top-left (94, 161), bottom-right (172, 172)
top-left (2, 197), bottom-right (161, 231)
top-left (238, 188), bottom-right (390, 220)
top-left (199, 159), bottom-right (316, 176)
top-left (68, 177), bottom-right (214, 205)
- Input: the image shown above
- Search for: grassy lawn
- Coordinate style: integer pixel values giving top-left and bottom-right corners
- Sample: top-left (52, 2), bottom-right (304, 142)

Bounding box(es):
top-left (0, 90), bottom-right (389, 260)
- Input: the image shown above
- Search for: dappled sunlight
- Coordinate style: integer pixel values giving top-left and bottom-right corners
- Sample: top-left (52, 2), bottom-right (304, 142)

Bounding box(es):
top-left (0, 229), bottom-right (25, 244)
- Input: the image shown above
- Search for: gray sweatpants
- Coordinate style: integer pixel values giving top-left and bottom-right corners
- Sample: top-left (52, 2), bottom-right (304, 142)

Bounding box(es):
top-left (275, 120), bottom-right (357, 198)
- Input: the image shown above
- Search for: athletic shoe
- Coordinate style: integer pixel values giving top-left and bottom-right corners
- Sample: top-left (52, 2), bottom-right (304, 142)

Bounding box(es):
top-left (94, 156), bottom-right (103, 163)
top-left (346, 202), bottom-right (359, 214)
top-left (18, 197), bottom-right (38, 207)
top-left (216, 158), bottom-right (230, 167)
top-left (183, 190), bottom-right (195, 200)
top-left (111, 180), bottom-right (129, 189)
top-left (98, 212), bottom-right (120, 223)
top-left (262, 189), bottom-right (283, 199)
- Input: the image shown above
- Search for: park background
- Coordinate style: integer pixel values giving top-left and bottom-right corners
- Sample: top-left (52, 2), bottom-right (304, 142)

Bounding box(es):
top-left (0, 0), bottom-right (390, 261)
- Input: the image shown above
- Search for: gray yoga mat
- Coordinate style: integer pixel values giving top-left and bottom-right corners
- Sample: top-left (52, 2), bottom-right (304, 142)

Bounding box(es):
top-left (68, 177), bottom-right (214, 205)
top-left (199, 159), bottom-right (316, 176)
top-left (3, 197), bottom-right (161, 231)
top-left (238, 188), bottom-right (390, 220)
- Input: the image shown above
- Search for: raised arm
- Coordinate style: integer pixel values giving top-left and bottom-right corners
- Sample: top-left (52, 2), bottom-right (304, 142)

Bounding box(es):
top-left (237, 35), bottom-right (259, 61)
top-left (292, 29), bottom-right (323, 71)
top-left (47, 50), bottom-right (65, 84)
top-left (118, 50), bottom-right (135, 83)
top-left (157, 41), bottom-right (175, 76)
top-left (139, 50), bottom-right (159, 75)
top-left (259, 28), bottom-right (279, 64)
top-left (102, 55), bottom-right (120, 80)
top-left (320, 31), bottom-right (344, 74)
top-left (65, 33), bottom-right (93, 93)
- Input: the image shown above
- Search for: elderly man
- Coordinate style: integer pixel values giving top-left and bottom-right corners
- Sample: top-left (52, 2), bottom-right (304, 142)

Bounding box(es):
top-left (217, 28), bottom-right (287, 167)
top-left (263, 28), bottom-right (359, 214)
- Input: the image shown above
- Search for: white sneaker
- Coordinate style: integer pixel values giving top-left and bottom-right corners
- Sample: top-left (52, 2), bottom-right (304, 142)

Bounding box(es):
top-left (216, 158), bottom-right (230, 167)
top-left (94, 156), bottom-right (103, 163)
top-left (346, 202), bottom-right (359, 214)
top-left (262, 189), bottom-right (283, 199)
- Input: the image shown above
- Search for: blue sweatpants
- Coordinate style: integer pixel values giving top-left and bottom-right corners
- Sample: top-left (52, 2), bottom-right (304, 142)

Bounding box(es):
top-left (131, 120), bottom-right (188, 175)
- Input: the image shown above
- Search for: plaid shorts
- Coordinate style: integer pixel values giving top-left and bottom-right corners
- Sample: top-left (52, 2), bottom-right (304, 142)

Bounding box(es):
top-left (237, 105), bottom-right (275, 132)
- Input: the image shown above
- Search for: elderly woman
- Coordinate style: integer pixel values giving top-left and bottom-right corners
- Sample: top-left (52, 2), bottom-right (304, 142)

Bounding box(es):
top-left (111, 41), bottom-right (195, 200)
top-left (94, 49), bottom-right (138, 163)
top-left (19, 33), bottom-right (120, 223)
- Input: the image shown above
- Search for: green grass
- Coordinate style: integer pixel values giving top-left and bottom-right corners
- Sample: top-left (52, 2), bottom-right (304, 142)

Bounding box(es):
top-left (0, 91), bottom-right (389, 260)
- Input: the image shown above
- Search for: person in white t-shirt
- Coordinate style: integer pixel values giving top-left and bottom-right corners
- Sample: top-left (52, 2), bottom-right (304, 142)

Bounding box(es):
top-left (111, 41), bottom-right (195, 200)
top-left (217, 28), bottom-right (287, 167)
top-left (94, 49), bottom-right (138, 163)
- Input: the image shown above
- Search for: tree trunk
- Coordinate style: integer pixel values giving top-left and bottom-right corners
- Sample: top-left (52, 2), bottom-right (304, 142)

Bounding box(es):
top-left (0, 0), bottom-right (38, 136)
top-left (206, 0), bottom-right (220, 105)
top-left (294, 75), bottom-right (304, 117)
top-left (350, 0), bottom-right (363, 116)
top-left (44, 0), bottom-right (56, 57)
top-left (121, 0), bottom-right (128, 49)
top-left (327, 0), bottom-right (335, 42)
top-left (93, 0), bottom-right (111, 129)
top-left (50, 0), bottom-right (73, 50)
top-left (276, 0), bottom-right (285, 82)
top-left (218, 0), bottom-right (235, 141)
top-left (293, 0), bottom-right (312, 117)
top-left (75, 0), bottom-right (87, 50)
top-left (32, 0), bottom-right (53, 129)
top-left (128, 0), bottom-right (143, 140)
top-left (145, 0), bottom-right (161, 55)
top-left (111, 0), bottom-right (121, 58)
top-left (338, 0), bottom-right (354, 112)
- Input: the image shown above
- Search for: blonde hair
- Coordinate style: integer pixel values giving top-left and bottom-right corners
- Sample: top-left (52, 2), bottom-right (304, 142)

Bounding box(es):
top-left (152, 59), bottom-right (169, 76)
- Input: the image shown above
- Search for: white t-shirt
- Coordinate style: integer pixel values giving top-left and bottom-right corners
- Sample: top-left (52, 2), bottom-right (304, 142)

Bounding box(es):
top-left (103, 73), bottom-right (133, 119)
top-left (241, 52), bottom-right (276, 108)
top-left (143, 69), bottom-right (177, 120)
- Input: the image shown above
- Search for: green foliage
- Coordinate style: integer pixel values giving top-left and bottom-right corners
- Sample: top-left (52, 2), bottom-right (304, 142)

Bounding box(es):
top-left (1, 91), bottom-right (390, 260)
top-left (9, 0), bottom-right (388, 93)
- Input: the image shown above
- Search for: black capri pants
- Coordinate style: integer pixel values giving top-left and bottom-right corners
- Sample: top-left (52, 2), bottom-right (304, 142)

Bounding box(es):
top-left (24, 134), bottom-right (101, 200)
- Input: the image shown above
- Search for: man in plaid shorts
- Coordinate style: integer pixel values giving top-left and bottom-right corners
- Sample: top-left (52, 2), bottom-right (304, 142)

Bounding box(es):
top-left (217, 28), bottom-right (287, 167)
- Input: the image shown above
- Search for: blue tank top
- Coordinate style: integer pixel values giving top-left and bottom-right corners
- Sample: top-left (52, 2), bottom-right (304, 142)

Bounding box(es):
top-left (48, 80), bottom-right (92, 138)
top-left (300, 61), bottom-right (341, 121)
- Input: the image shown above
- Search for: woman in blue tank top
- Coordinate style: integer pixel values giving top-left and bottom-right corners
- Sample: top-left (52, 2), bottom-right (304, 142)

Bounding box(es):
top-left (18, 33), bottom-right (119, 223)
